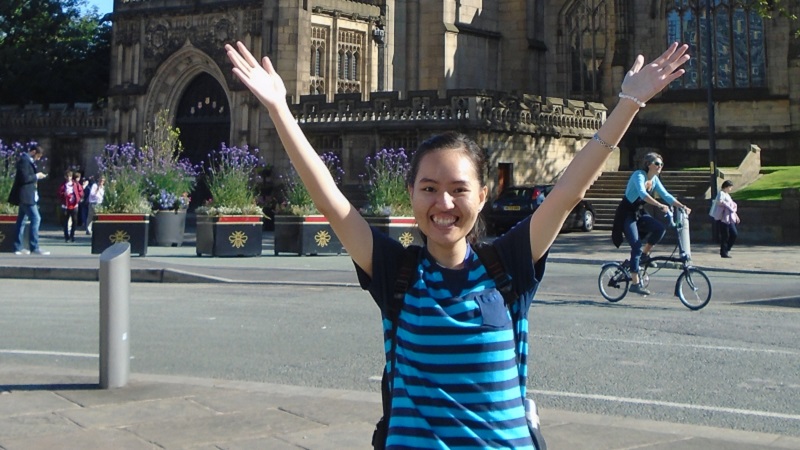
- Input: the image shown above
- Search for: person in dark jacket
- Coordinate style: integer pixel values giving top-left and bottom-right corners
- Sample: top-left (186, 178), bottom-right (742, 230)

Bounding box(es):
top-left (611, 153), bottom-right (690, 295)
top-left (58, 170), bottom-right (84, 242)
top-left (11, 144), bottom-right (50, 255)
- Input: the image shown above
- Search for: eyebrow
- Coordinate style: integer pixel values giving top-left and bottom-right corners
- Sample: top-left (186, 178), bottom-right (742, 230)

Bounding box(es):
top-left (417, 177), bottom-right (470, 186)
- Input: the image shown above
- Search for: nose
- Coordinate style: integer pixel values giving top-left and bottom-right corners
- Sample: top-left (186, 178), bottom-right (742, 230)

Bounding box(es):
top-left (437, 191), bottom-right (455, 209)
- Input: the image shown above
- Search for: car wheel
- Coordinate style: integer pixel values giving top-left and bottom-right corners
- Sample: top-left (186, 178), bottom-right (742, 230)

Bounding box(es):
top-left (581, 209), bottom-right (594, 232)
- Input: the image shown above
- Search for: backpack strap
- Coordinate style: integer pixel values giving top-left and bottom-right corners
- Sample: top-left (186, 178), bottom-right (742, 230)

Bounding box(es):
top-left (474, 242), bottom-right (518, 306)
top-left (374, 245), bottom-right (421, 449)
top-left (390, 245), bottom-right (421, 319)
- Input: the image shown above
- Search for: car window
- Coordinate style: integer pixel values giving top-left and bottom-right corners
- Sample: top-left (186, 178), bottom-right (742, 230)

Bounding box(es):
top-left (498, 188), bottom-right (529, 201)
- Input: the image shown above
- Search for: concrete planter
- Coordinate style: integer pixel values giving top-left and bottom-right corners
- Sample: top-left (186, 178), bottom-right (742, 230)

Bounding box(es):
top-left (0, 214), bottom-right (21, 252)
top-left (273, 215), bottom-right (344, 255)
top-left (365, 216), bottom-right (420, 247)
top-left (91, 213), bottom-right (150, 256)
top-left (196, 214), bottom-right (263, 257)
top-left (150, 209), bottom-right (187, 247)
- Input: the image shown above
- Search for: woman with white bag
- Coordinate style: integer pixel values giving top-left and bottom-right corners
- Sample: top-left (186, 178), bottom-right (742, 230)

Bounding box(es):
top-left (712, 180), bottom-right (740, 258)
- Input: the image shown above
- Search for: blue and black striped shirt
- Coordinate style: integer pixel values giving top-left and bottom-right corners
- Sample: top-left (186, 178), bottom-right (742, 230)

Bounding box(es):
top-left (356, 217), bottom-right (546, 449)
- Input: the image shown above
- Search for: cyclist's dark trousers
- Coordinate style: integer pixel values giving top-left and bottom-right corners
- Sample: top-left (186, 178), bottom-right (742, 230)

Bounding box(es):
top-left (717, 220), bottom-right (737, 256)
top-left (623, 214), bottom-right (666, 272)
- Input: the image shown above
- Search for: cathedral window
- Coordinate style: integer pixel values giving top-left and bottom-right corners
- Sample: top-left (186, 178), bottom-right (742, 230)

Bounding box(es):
top-left (337, 29), bottom-right (364, 93)
top-left (564, 0), bottom-right (612, 102)
top-left (667, 0), bottom-right (766, 89)
top-left (311, 25), bottom-right (328, 95)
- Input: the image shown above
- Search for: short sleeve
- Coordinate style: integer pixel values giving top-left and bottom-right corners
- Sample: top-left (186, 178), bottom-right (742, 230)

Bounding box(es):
top-left (352, 227), bottom-right (406, 314)
top-left (491, 215), bottom-right (547, 313)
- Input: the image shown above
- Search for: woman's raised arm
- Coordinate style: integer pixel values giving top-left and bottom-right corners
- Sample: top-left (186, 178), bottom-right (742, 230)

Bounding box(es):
top-left (226, 42), bottom-right (374, 274)
top-left (529, 42), bottom-right (690, 263)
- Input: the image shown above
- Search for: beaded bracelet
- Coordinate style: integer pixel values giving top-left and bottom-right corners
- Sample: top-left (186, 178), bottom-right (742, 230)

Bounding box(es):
top-left (618, 92), bottom-right (646, 108)
top-left (592, 133), bottom-right (618, 151)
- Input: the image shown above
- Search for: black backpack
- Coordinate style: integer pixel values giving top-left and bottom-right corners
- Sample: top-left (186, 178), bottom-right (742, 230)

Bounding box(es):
top-left (371, 242), bottom-right (546, 450)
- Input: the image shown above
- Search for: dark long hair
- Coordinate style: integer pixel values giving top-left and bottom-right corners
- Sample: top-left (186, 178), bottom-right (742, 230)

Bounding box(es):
top-left (641, 152), bottom-right (663, 171)
top-left (406, 131), bottom-right (488, 244)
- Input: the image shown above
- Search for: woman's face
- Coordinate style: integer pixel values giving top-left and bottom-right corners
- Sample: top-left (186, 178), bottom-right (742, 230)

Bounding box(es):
top-left (649, 158), bottom-right (664, 174)
top-left (409, 147), bottom-right (487, 251)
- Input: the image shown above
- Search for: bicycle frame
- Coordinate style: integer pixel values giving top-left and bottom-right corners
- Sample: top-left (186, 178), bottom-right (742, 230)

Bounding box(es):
top-left (598, 207), bottom-right (712, 309)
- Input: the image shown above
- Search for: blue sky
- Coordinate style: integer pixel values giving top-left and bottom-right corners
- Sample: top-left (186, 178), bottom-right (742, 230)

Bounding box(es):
top-left (85, 0), bottom-right (114, 15)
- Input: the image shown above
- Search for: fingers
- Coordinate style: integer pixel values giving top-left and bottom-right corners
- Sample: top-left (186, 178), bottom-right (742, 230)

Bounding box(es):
top-left (628, 54), bottom-right (644, 75)
top-left (261, 56), bottom-right (275, 75)
top-left (653, 42), bottom-right (690, 74)
top-left (226, 43), bottom-right (250, 73)
top-left (236, 41), bottom-right (261, 68)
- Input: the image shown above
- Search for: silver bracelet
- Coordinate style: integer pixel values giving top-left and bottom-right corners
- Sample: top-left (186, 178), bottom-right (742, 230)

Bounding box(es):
top-left (618, 92), bottom-right (646, 108)
top-left (592, 133), bottom-right (618, 151)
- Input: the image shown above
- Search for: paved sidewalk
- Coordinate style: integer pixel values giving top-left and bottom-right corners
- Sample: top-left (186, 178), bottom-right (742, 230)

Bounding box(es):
top-left (1, 225), bottom-right (799, 449)
top-left (1, 224), bottom-right (797, 285)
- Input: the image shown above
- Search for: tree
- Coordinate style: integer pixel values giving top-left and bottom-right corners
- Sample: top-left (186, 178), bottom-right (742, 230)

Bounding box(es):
top-left (0, 0), bottom-right (110, 105)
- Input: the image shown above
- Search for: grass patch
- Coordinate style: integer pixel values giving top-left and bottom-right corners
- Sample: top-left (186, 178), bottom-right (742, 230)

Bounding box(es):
top-left (732, 166), bottom-right (800, 201)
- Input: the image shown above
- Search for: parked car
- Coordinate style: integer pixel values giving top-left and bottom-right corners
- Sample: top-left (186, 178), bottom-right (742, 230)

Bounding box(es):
top-left (485, 184), bottom-right (595, 235)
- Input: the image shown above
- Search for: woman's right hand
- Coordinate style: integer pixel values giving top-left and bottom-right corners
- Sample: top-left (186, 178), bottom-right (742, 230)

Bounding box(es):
top-left (225, 42), bottom-right (288, 110)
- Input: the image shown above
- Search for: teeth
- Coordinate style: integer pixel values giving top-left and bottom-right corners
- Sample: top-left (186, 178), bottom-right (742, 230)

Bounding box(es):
top-left (433, 216), bottom-right (456, 226)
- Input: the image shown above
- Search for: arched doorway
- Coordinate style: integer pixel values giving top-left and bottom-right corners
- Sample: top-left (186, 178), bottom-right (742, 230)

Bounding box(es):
top-left (175, 72), bottom-right (231, 208)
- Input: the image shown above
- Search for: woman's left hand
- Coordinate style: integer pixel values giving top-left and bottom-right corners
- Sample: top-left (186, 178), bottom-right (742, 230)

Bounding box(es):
top-left (620, 42), bottom-right (690, 105)
top-left (225, 42), bottom-right (288, 110)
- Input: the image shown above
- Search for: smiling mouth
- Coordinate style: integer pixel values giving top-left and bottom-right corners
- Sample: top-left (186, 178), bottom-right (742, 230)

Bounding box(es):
top-left (432, 216), bottom-right (457, 226)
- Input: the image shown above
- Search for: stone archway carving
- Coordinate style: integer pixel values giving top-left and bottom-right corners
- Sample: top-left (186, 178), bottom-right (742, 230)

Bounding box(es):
top-left (142, 43), bottom-right (232, 140)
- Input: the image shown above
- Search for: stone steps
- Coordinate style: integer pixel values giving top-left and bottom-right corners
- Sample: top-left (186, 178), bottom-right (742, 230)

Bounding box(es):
top-left (586, 171), bottom-right (711, 230)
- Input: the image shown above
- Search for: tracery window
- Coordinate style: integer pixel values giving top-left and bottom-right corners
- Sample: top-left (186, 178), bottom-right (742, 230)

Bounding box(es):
top-left (337, 29), bottom-right (364, 93)
top-left (310, 25), bottom-right (328, 95)
top-left (564, 0), bottom-right (612, 102)
top-left (667, 0), bottom-right (766, 89)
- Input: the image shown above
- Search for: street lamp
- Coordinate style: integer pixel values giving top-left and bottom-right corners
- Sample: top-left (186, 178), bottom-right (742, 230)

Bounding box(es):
top-left (705, 0), bottom-right (718, 200)
top-left (704, 1), bottom-right (719, 243)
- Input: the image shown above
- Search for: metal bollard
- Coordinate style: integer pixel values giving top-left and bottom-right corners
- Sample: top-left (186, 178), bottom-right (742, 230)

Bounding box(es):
top-left (99, 242), bottom-right (131, 389)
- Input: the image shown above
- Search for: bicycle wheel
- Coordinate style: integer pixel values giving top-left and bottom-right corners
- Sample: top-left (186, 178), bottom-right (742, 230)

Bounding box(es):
top-left (598, 262), bottom-right (629, 302)
top-left (676, 268), bottom-right (712, 310)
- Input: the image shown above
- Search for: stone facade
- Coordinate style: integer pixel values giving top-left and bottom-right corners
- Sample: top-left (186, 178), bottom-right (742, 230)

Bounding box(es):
top-left (3, 1), bottom-right (800, 202)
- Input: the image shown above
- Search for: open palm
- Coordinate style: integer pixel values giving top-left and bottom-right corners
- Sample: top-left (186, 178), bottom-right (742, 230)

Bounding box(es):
top-left (225, 42), bottom-right (287, 108)
top-left (621, 42), bottom-right (690, 104)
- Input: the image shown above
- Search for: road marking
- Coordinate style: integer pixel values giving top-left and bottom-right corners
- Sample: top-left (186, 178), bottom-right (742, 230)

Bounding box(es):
top-left (0, 349), bottom-right (97, 358)
top-left (535, 334), bottom-right (799, 356)
top-left (529, 389), bottom-right (800, 421)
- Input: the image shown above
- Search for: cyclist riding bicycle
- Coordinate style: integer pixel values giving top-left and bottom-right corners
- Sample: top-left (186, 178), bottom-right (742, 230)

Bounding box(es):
top-left (611, 152), bottom-right (692, 295)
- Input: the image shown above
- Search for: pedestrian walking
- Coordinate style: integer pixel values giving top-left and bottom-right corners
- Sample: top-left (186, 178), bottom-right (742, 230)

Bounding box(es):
top-left (714, 180), bottom-right (739, 258)
top-left (9, 144), bottom-right (50, 255)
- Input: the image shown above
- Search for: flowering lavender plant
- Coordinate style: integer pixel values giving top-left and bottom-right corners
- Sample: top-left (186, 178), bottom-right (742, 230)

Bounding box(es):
top-left (0, 140), bottom-right (28, 214)
top-left (141, 110), bottom-right (198, 211)
top-left (278, 151), bottom-right (344, 216)
top-left (361, 148), bottom-right (412, 216)
top-left (196, 144), bottom-right (265, 216)
top-left (95, 143), bottom-right (152, 214)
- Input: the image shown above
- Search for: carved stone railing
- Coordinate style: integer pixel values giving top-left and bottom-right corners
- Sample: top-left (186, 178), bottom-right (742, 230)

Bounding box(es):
top-left (0, 103), bottom-right (106, 132)
top-left (289, 89), bottom-right (607, 136)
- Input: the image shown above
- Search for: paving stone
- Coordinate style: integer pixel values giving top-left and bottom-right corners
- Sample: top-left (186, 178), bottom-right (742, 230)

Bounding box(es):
top-left (279, 421), bottom-right (375, 450)
top-left (0, 428), bottom-right (157, 450)
top-left (125, 408), bottom-right (322, 448)
top-left (60, 397), bottom-right (216, 428)
top-left (56, 381), bottom-right (212, 407)
top-left (0, 412), bottom-right (82, 440)
top-left (0, 391), bottom-right (81, 417)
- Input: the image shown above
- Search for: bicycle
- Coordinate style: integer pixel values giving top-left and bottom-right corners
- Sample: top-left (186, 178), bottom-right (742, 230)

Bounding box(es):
top-left (598, 207), bottom-right (712, 310)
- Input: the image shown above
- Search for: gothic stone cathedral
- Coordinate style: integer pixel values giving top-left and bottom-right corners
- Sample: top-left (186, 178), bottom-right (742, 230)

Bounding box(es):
top-left (104, 0), bottom-right (799, 193)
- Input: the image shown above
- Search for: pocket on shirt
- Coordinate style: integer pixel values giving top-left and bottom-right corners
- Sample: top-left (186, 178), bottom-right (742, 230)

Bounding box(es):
top-left (471, 290), bottom-right (511, 328)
